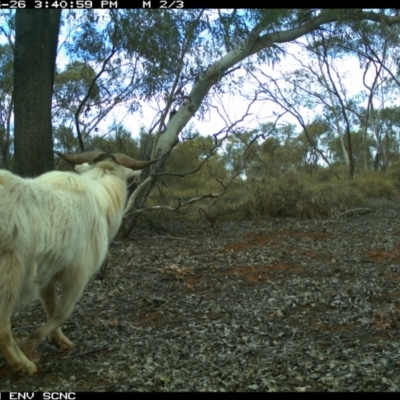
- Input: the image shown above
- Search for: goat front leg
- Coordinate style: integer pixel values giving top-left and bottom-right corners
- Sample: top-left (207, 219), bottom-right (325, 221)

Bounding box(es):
top-left (39, 282), bottom-right (75, 350)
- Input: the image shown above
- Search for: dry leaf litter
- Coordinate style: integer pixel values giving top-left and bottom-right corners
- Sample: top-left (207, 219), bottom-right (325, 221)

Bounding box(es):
top-left (1, 198), bottom-right (400, 391)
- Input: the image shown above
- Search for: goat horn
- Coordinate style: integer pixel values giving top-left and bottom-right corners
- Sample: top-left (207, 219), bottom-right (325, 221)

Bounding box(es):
top-left (55, 151), bottom-right (158, 170)
top-left (112, 153), bottom-right (158, 170)
top-left (55, 151), bottom-right (105, 165)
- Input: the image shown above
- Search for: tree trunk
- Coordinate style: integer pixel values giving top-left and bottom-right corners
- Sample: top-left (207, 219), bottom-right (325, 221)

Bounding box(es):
top-left (345, 128), bottom-right (354, 178)
top-left (13, 9), bottom-right (61, 177)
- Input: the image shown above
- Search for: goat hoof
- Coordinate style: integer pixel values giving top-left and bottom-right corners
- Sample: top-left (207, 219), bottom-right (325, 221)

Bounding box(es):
top-left (57, 340), bottom-right (75, 351)
top-left (25, 361), bottom-right (38, 376)
top-left (16, 360), bottom-right (37, 376)
top-left (49, 335), bottom-right (75, 351)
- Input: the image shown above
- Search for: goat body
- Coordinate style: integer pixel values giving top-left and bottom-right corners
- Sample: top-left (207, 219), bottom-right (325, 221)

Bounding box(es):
top-left (0, 153), bottom-right (154, 375)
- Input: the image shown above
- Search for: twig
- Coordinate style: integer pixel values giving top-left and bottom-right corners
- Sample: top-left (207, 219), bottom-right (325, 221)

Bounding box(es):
top-left (338, 208), bottom-right (375, 217)
top-left (63, 346), bottom-right (109, 359)
top-left (150, 235), bottom-right (201, 243)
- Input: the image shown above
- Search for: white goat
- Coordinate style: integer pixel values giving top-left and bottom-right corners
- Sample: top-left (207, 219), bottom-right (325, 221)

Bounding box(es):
top-left (0, 151), bottom-right (156, 375)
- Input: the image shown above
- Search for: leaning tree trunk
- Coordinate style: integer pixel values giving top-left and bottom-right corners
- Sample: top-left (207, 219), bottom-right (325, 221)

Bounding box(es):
top-left (14, 9), bottom-right (61, 177)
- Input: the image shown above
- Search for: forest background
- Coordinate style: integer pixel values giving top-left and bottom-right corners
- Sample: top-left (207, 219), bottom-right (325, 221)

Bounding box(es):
top-left (2, 9), bottom-right (400, 233)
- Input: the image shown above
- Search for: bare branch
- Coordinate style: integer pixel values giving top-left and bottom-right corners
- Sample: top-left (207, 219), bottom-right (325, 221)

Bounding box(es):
top-left (126, 192), bottom-right (223, 216)
top-left (74, 45), bottom-right (118, 152)
top-left (251, 69), bottom-right (339, 178)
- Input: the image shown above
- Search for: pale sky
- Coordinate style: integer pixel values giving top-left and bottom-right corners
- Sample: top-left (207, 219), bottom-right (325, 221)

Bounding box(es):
top-left (1, 11), bottom-right (398, 141)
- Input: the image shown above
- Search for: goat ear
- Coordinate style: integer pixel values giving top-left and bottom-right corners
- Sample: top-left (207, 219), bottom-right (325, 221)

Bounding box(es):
top-left (55, 151), bottom-right (106, 165)
top-left (112, 153), bottom-right (159, 170)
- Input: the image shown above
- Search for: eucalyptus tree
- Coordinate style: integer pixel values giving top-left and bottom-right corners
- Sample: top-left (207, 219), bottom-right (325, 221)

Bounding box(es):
top-left (304, 30), bottom-right (357, 176)
top-left (310, 15), bottom-right (400, 171)
top-left (350, 27), bottom-right (400, 171)
top-left (248, 28), bottom-right (372, 178)
top-left (356, 106), bottom-right (400, 169)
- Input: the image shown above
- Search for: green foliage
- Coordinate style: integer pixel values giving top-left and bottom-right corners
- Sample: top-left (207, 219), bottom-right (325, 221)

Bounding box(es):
top-left (314, 163), bottom-right (348, 181)
top-left (139, 129), bottom-right (400, 223)
top-left (137, 120), bottom-right (400, 223)
top-left (53, 61), bottom-right (100, 126)
top-left (54, 124), bottom-right (139, 157)
top-left (0, 44), bottom-right (13, 97)
top-left (54, 124), bottom-right (400, 223)
top-left (88, 126), bottom-right (139, 157)
top-left (53, 125), bottom-right (76, 153)
top-left (247, 176), bottom-right (362, 219)
top-left (205, 168), bottom-right (398, 222)
top-left (328, 130), bottom-right (376, 171)
top-left (386, 160), bottom-right (400, 186)
top-left (150, 134), bottom-right (227, 208)
top-left (352, 171), bottom-right (398, 198)
top-left (54, 61), bottom-right (100, 105)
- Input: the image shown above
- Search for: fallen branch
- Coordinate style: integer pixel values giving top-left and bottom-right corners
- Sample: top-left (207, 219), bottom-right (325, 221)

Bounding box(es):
top-left (150, 235), bottom-right (201, 243)
top-left (124, 192), bottom-right (223, 217)
top-left (338, 208), bottom-right (375, 217)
